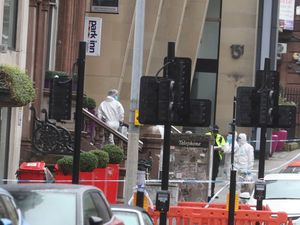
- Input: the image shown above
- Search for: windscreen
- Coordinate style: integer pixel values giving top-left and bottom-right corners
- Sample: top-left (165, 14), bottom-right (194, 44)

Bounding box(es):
top-left (266, 179), bottom-right (300, 199)
top-left (11, 191), bottom-right (76, 225)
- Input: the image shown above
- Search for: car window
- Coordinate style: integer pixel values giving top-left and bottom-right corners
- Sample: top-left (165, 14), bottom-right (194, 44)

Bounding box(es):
top-left (142, 212), bottom-right (153, 225)
top-left (1, 196), bottom-right (19, 225)
top-left (83, 192), bottom-right (100, 225)
top-left (285, 166), bottom-right (300, 173)
top-left (112, 211), bottom-right (139, 225)
top-left (11, 191), bottom-right (76, 225)
top-left (266, 180), bottom-right (300, 199)
top-left (90, 192), bottom-right (111, 223)
top-left (0, 195), bottom-right (19, 225)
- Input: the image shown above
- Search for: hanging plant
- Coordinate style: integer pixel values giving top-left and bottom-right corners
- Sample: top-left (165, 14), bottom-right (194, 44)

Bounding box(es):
top-left (0, 64), bottom-right (35, 107)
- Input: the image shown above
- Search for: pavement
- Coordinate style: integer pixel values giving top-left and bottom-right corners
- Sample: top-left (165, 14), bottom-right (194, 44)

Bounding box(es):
top-left (213, 148), bottom-right (300, 203)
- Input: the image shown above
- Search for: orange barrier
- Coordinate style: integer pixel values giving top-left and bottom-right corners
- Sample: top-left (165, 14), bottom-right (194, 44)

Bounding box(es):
top-left (149, 203), bottom-right (292, 225)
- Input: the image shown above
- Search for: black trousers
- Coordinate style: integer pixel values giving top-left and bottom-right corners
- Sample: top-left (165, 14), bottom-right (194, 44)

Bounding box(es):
top-left (211, 151), bottom-right (220, 196)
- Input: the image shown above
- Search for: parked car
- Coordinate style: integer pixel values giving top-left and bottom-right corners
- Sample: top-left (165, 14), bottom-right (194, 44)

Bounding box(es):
top-left (240, 173), bottom-right (300, 224)
top-left (281, 160), bottom-right (300, 173)
top-left (0, 184), bottom-right (124, 225)
top-left (111, 205), bottom-right (153, 225)
top-left (0, 187), bottom-right (24, 225)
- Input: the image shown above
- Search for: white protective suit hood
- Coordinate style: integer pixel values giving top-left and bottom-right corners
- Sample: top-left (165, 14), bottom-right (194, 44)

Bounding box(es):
top-left (238, 133), bottom-right (247, 145)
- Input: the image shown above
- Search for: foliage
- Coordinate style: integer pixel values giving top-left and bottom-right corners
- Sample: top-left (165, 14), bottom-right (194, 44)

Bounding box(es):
top-left (0, 64), bottom-right (35, 106)
top-left (79, 152), bottom-right (98, 172)
top-left (90, 149), bottom-right (109, 168)
top-left (83, 95), bottom-right (96, 109)
top-left (45, 70), bottom-right (68, 80)
top-left (57, 152), bottom-right (98, 174)
top-left (101, 144), bottom-right (124, 164)
top-left (57, 156), bottom-right (73, 175)
top-left (279, 95), bottom-right (297, 106)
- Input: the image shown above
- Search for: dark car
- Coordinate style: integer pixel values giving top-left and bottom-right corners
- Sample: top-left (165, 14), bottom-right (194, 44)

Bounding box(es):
top-left (1, 184), bottom-right (124, 225)
top-left (111, 205), bottom-right (153, 225)
top-left (0, 187), bottom-right (25, 225)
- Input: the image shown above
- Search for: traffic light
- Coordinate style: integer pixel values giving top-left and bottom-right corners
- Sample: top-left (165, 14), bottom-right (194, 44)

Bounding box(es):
top-left (49, 77), bottom-right (72, 121)
top-left (187, 99), bottom-right (211, 127)
top-left (236, 86), bottom-right (258, 127)
top-left (158, 79), bottom-right (175, 123)
top-left (273, 105), bottom-right (296, 128)
top-left (164, 57), bottom-right (192, 125)
top-left (138, 76), bottom-right (159, 124)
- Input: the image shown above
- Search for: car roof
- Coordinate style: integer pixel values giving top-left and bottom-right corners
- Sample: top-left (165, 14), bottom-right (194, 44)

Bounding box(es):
top-left (0, 187), bottom-right (13, 197)
top-left (264, 173), bottom-right (300, 180)
top-left (111, 204), bottom-right (146, 213)
top-left (287, 160), bottom-right (300, 167)
top-left (0, 183), bottom-right (102, 195)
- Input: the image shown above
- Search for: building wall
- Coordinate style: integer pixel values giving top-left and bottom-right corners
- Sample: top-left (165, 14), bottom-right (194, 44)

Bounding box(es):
top-left (0, 0), bottom-right (29, 180)
top-left (216, 0), bottom-right (258, 134)
top-left (84, 0), bottom-right (209, 123)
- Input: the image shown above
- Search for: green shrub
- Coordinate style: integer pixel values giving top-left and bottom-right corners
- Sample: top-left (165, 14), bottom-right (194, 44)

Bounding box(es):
top-left (90, 149), bottom-right (109, 168)
top-left (80, 152), bottom-right (98, 172)
top-left (57, 156), bottom-right (73, 175)
top-left (0, 64), bottom-right (35, 106)
top-left (102, 144), bottom-right (124, 164)
top-left (83, 95), bottom-right (96, 109)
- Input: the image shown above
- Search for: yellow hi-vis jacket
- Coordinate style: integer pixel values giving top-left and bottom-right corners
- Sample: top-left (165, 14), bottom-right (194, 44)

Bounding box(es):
top-left (206, 132), bottom-right (226, 160)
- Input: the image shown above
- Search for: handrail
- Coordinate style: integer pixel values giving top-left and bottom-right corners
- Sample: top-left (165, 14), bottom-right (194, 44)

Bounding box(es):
top-left (82, 108), bottom-right (143, 150)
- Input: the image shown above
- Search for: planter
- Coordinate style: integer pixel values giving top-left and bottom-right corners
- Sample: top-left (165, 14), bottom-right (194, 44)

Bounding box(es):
top-left (93, 168), bottom-right (108, 193)
top-left (272, 129), bottom-right (287, 152)
top-left (106, 164), bottom-right (119, 204)
top-left (54, 164), bottom-right (119, 204)
top-left (0, 65), bottom-right (35, 107)
top-left (0, 88), bottom-right (15, 107)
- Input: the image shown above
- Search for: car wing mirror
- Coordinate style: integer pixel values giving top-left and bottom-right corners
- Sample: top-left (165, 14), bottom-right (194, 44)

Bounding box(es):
top-left (89, 216), bottom-right (103, 225)
top-left (0, 218), bottom-right (13, 225)
top-left (239, 192), bottom-right (251, 199)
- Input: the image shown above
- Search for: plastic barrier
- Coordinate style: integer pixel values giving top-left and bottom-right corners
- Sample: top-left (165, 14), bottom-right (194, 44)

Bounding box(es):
top-left (149, 203), bottom-right (292, 225)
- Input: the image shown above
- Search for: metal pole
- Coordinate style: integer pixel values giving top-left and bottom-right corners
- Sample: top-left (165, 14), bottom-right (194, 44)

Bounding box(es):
top-left (257, 126), bottom-right (266, 210)
top-left (159, 42), bottom-right (175, 225)
top-left (72, 41), bottom-right (86, 184)
top-left (256, 58), bottom-right (270, 209)
top-left (228, 97), bottom-right (236, 225)
top-left (124, 0), bottom-right (145, 203)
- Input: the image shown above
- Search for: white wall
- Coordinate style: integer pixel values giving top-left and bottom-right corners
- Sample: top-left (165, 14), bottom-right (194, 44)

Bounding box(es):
top-left (0, 0), bottom-right (29, 181)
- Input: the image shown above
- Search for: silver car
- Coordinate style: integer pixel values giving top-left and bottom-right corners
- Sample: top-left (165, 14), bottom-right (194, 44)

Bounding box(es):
top-left (111, 205), bottom-right (153, 225)
top-left (0, 187), bottom-right (25, 225)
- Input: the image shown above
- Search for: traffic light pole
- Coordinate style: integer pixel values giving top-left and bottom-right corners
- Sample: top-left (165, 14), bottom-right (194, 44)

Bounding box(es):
top-left (257, 126), bottom-right (266, 210)
top-left (72, 41), bottom-right (86, 184)
top-left (159, 42), bottom-right (175, 225)
top-left (228, 97), bottom-right (237, 225)
top-left (256, 58), bottom-right (270, 210)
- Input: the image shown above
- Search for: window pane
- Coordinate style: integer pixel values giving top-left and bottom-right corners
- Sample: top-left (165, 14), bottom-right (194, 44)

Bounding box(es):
top-left (198, 22), bottom-right (220, 59)
top-left (2, 0), bottom-right (18, 49)
top-left (90, 192), bottom-right (111, 222)
top-left (11, 191), bottom-right (76, 225)
top-left (2, 196), bottom-right (18, 225)
top-left (112, 211), bottom-right (140, 225)
top-left (83, 193), bottom-right (99, 225)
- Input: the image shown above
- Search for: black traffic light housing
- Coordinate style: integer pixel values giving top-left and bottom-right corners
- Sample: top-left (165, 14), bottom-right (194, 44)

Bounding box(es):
top-left (236, 86), bottom-right (259, 127)
top-left (138, 76), bottom-right (159, 125)
top-left (164, 57), bottom-right (191, 125)
top-left (49, 77), bottom-right (72, 121)
top-left (138, 57), bottom-right (211, 126)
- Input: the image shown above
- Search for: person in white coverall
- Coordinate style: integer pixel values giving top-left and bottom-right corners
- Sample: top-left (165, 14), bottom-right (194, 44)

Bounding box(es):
top-left (98, 89), bottom-right (124, 144)
top-left (235, 133), bottom-right (254, 193)
top-left (223, 132), bottom-right (239, 179)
